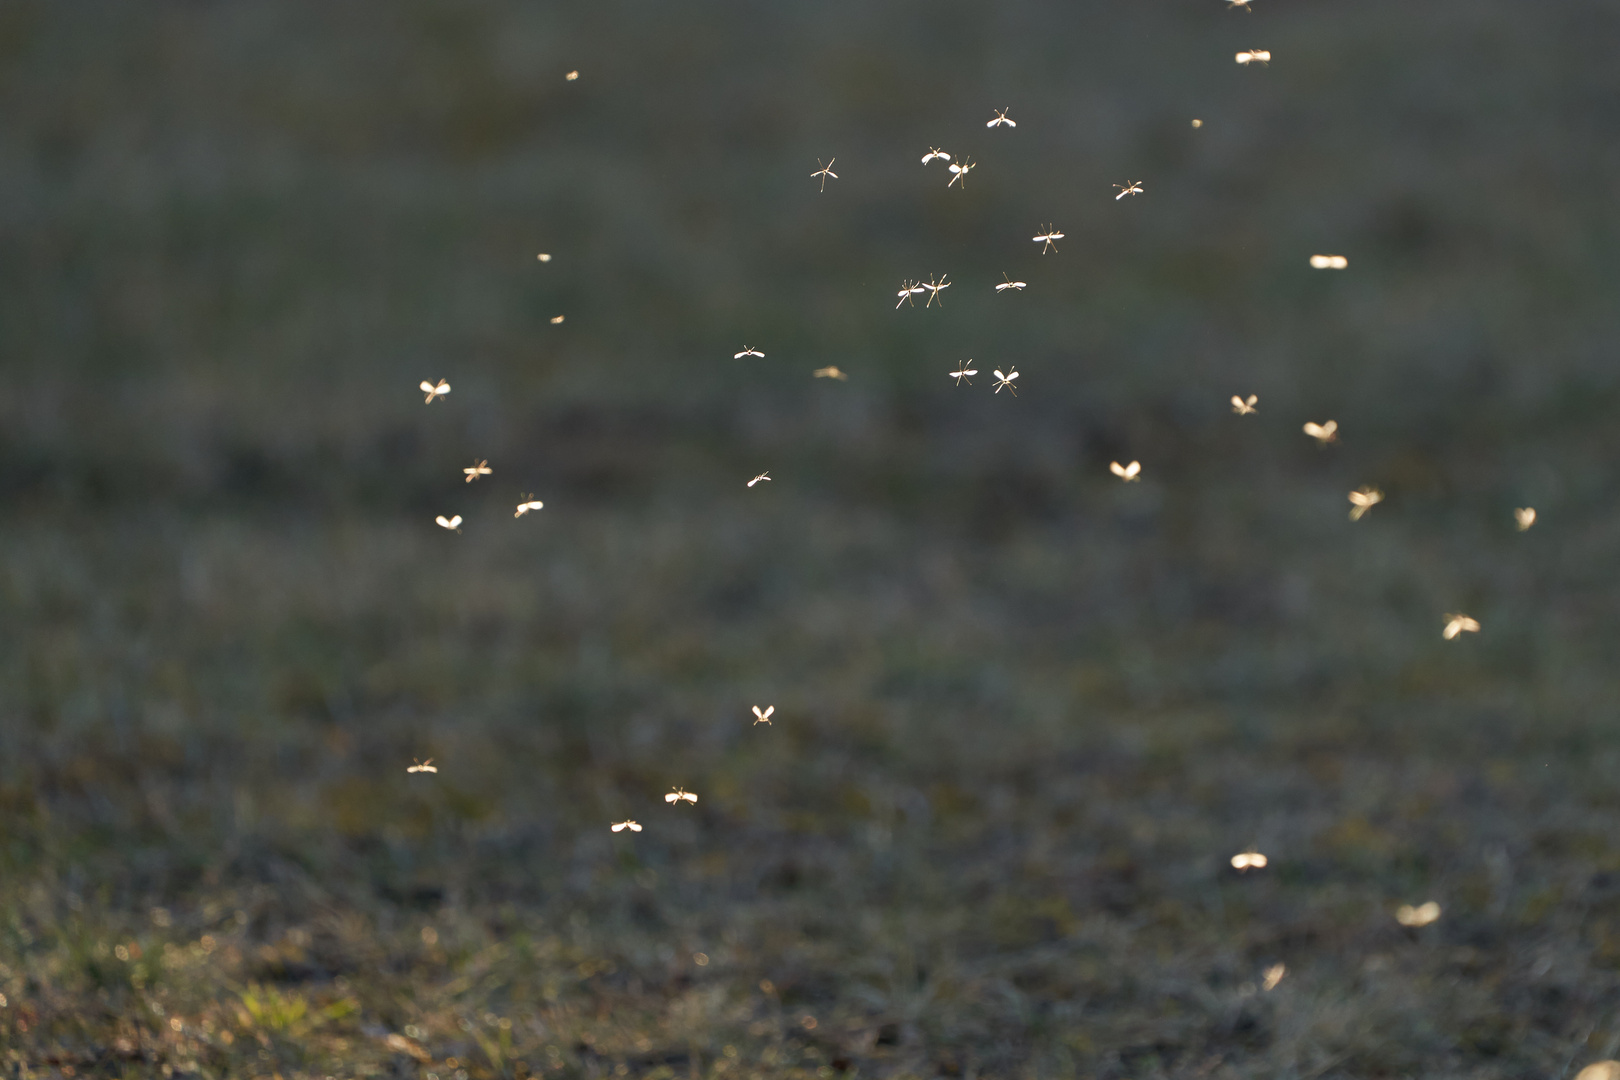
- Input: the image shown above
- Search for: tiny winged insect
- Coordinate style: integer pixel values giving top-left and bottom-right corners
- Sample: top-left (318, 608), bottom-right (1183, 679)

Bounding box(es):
top-left (813, 366), bottom-right (848, 381)
top-left (1515, 507), bottom-right (1537, 531)
top-left (1262, 964), bottom-right (1286, 991)
top-left (550, 315), bottom-right (565, 324)
top-left (1348, 487), bottom-right (1384, 521)
top-left (420, 379), bottom-right (451, 403)
top-left (1191, 118), bottom-right (1204, 128)
top-left (992, 368), bottom-right (1019, 396)
top-left (1231, 850), bottom-right (1268, 870)
top-left (1231, 394), bottom-right (1258, 415)
top-left (1110, 460), bottom-right (1142, 482)
top-left (947, 158), bottom-right (975, 189)
top-left (811, 157), bottom-right (838, 192)
top-left (514, 494), bottom-right (544, 518)
top-left (734, 346), bottom-right (765, 359)
top-left (1227, 0), bottom-right (1254, 11)
top-left (1113, 180), bottom-right (1145, 200)
top-left (536, 252), bottom-right (553, 262)
top-left (923, 275), bottom-right (951, 307)
top-left (752, 705), bottom-right (774, 725)
top-left (747, 472), bottom-right (771, 488)
top-left (921, 147), bottom-right (951, 165)
top-left (987, 107), bottom-right (1016, 128)
top-left (565, 70), bottom-right (580, 81)
top-left (1303, 420), bottom-right (1338, 444)
top-left (950, 360), bottom-right (978, 386)
top-left (611, 820), bottom-right (643, 833)
top-left (1443, 614), bottom-right (1480, 640)
top-left (996, 274), bottom-right (1027, 293)
top-left (464, 459), bottom-right (492, 483)
top-left (895, 280), bottom-right (926, 308)
top-left (1235, 49), bottom-right (1271, 65)
top-left (1396, 901), bottom-right (1441, 927)
top-left (1310, 254), bottom-right (1349, 269)
top-left (407, 758), bottom-right (437, 774)
top-left (435, 515), bottom-right (463, 533)
top-left (665, 787), bottom-right (699, 806)
top-left (1033, 225), bottom-right (1064, 253)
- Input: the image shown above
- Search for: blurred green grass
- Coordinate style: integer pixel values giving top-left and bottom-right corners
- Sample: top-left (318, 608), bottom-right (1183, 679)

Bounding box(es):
top-left (3, 0), bottom-right (1620, 1076)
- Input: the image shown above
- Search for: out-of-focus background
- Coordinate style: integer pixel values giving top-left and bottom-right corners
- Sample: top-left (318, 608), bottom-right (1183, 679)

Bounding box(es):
top-left (4, 0), bottom-right (1620, 1075)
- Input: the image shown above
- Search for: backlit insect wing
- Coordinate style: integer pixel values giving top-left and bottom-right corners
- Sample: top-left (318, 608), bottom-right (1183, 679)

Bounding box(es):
top-left (420, 379), bottom-right (451, 403)
top-left (1514, 507), bottom-right (1537, 531)
top-left (1230, 851), bottom-right (1267, 870)
top-left (611, 820), bottom-right (643, 833)
top-left (987, 108), bottom-right (1016, 128)
top-left (734, 346), bottom-right (765, 359)
top-left (1310, 254), bottom-right (1349, 269)
top-left (514, 495), bottom-right (545, 518)
top-left (665, 787), bottom-right (699, 805)
top-left (947, 159), bottom-right (974, 188)
top-left (813, 367), bottom-right (849, 381)
top-left (1113, 181), bottom-right (1144, 200)
top-left (921, 147), bottom-right (951, 165)
top-left (1442, 614), bottom-right (1480, 640)
top-left (435, 515), bottom-right (463, 532)
top-left (406, 758), bottom-right (437, 774)
top-left (1303, 420), bottom-right (1339, 444)
top-left (1110, 460), bottom-right (1141, 481)
top-left (1396, 901), bottom-right (1441, 927)
top-left (752, 705), bottom-right (774, 725)
top-left (1262, 964), bottom-right (1286, 991)
top-left (992, 369), bottom-right (1019, 396)
top-left (950, 361), bottom-right (978, 386)
top-left (1231, 394), bottom-right (1258, 414)
top-left (811, 158), bottom-right (838, 191)
top-left (464, 459), bottom-right (492, 482)
top-left (1347, 487), bottom-right (1384, 521)
top-left (747, 472), bottom-right (771, 488)
top-left (995, 275), bottom-right (1027, 292)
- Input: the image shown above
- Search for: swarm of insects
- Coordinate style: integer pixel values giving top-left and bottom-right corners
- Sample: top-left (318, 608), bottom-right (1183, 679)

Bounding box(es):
top-left (947, 159), bottom-right (975, 189)
top-left (1303, 420), bottom-right (1339, 444)
top-left (1515, 507), bottom-right (1537, 531)
top-left (920, 147), bottom-right (951, 165)
top-left (420, 379), bottom-right (451, 403)
top-left (813, 366), bottom-right (848, 381)
top-left (514, 495), bottom-right (544, 518)
top-left (435, 515), bottom-right (463, 533)
top-left (1396, 901), bottom-right (1441, 927)
top-left (1443, 614), bottom-right (1480, 640)
top-left (1348, 487), bottom-right (1384, 521)
top-left (992, 369), bottom-right (1019, 395)
top-left (1232, 394), bottom-right (1258, 415)
top-left (950, 361), bottom-right (978, 386)
top-left (811, 157), bottom-right (838, 191)
top-left (1231, 851), bottom-right (1268, 870)
top-left (665, 787), bottom-right (699, 806)
top-left (987, 108), bottom-right (1016, 128)
top-left (1310, 254), bottom-right (1349, 269)
top-left (1262, 964), bottom-right (1286, 991)
top-left (747, 472), bottom-right (771, 488)
top-left (407, 758), bottom-right (437, 774)
top-left (734, 346), bottom-right (765, 359)
top-left (1113, 180), bottom-right (1144, 200)
top-left (1033, 225), bottom-right (1064, 254)
top-left (611, 820), bottom-right (642, 833)
top-left (752, 705), bottom-right (774, 725)
top-left (1235, 49), bottom-right (1272, 65)
top-left (996, 275), bottom-right (1027, 292)
top-left (464, 459), bottom-right (492, 483)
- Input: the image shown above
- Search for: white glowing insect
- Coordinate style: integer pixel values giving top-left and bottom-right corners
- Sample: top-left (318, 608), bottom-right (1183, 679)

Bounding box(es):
top-left (752, 705), bottom-right (774, 725)
top-left (1033, 225), bottom-right (1064, 254)
top-left (1303, 420), bottom-right (1338, 444)
top-left (1235, 49), bottom-right (1271, 65)
top-left (565, 70), bottom-right (580, 81)
top-left (987, 108), bottom-right (1016, 129)
top-left (1230, 850), bottom-right (1267, 870)
top-left (811, 157), bottom-right (838, 192)
top-left (947, 158), bottom-right (975, 189)
top-left (1113, 180), bottom-right (1145, 200)
top-left (435, 515), bottom-right (463, 533)
top-left (1443, 614), bottom-right (1480, 640)
top-left (950, 360), bottom-right (978, 386)
top-left (550, 315), bottom-right (565, 324)
top-left (420, 379), bottom-right (451, 403)
top-left (536, 252), bottom-right (553, 262)
top-left (1396, 901), bottom-right (1441, 927)
top-left (1231, 394), bottom-right (1258, 415)
top-left (464, 459), bottom-right (492, 483)
top-left (407, 758), bottom-right (437, 774)
top-left (1191, 118), bottom-right (1204, 128)
top-left (992, 368), bottom-right (1019, 396)
top-left (922, 275), bottom-right (951, 307)
top-left (665, 787), bottom-right (699, 806)
top-left (996, 274), bottom-right (1027, 293)
top-left (1262, 964), bottom-right (1286, 991)
top-left (1347, 487), bottom-right (1384, 521)
top-left (1110, 460), bottom-right (1141, 482)
top-left (813, 366), bottom-right (848, 381)
top-left (1514, 507), bottom-right (1537, 531)
top-left (611, 820), bottom-right (643, 833)
top-left (896, 280), bottom-right (926, 308)
top-left (921, 147), bottom-right (951, 165)
top-left (747, 472), bottom-right (771, 488)
top-left (734, 346), bottom-right (765, 359)
top-left (514, 494), bottom-right (544, 518)
top-left (1310, 254), bottom-right (1349, 269)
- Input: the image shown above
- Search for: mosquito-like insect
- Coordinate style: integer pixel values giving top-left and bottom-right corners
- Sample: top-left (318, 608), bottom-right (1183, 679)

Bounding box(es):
top-left (996, 274), bottom-right (1027, 293)
top-left (565, 70), bottom-right (580, 81)
top-left (1235, 49), bottom-right (1271, 65)
top-left (1303, 420), bottom-right (1338, 444)
top-left (435, 515), bottom-right (463, 533)
top-left (514, 494), bottom-right (544, 518)
top-left (665, 787), bottom-right (699, 806)
top-left (895, 280), bottom-right (925, 308)
top-left (1310, 254), bottom-right (1348, 269)
top-left (464, 459), bottom-right (492, 483)
top-left (950, 360), bottom-right (978, 386)
top-left (407, 758), bottom-right (437, 774)
top-left (987, 107), bottom-right (1016, 128)
top-left (734, 346), bottom-right (765, 359)
top-left (813, 366), bottom-right (848, 381)
top-left (611, 820), bottom-right (643, 833)
top-left (920, 147), bottom-right (951, 165)
top-left (536, 252), bottom-right (553, 262)
top-left (947, 158), bottom-right (975, 189)
top-left (747, 472), bottom-right (771, 488)
top-left (1110, 460), bottom-right (1142, 482)
top-left (1348, 487), bottom-right (1384, 521)
top-left (1113, 180), bottom-right (1145, 200)
top-left (1514, 507), bottom-right (1537, 531)
top-left (1032, 225), bottom-right (1064, 253)
top-left (752, 705), bottom-right (774, 725)
top-left (1443, 614), bottom-right (1480, 640)
top-left (1230, 850), bottom-right (1267, 870)
top-left (420, 379), bottom-right (451, 403)
top-left (922, 275), bottom-right (951, 307)
top-left (992, 368), bottom-right (1019, 395)
top-left (550, 315), bottom-right (565, 324)
top-left (1231, 394), bottom-right (1258, 415)
top-left (1262, 964), bottom-right (1286, 991)
top-left (1396, 901), bottom-right (1441, 927)
top-left (811, 157), bottom-right (838, 192)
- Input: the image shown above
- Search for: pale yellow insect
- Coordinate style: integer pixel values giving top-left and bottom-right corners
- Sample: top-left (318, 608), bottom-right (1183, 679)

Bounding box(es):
top-left (747, 472), bottom-right (771, 488)
top-left (1231, 394), bottom-right (1258, 415)
top-left (950, 360), bottom-right (978, 386)
top-left (420, 379), bottom-right (451, 404)
top-left (1235, 49), bottom-right (1271, 65)
top-left (435, 515), bottom-right (463, 533)
top-left (514, 495), bottom-right (544, 518)
top-left (1515, 507), bottom-right (1537, 531)
top-left (665, 787), bottom-right (699, 806)
top-left (464, 459), bottom-right (492, 483)
top-left (1395, 901), bottom-right (1441, 927)
top-left (1113, 180), bottom-right (1144, 200)
top-left (993, 369), bottom-right (1019, 396)
top-left (1262, 964), bottom-right (1286, 991)
top-left (1032, 225), bottom-right (1064, 254)
top-left (1310, 254), bottom-right (1349, 269)
top-left (996, 274), bottom-right (1027, 292)
top-left (407, 758), bottom-right (437, 774)
top-left (752, 705), bottom-right (774, 725)
top-left (813, 366), bottom-right (848, 381)
top-left (947, 158), bottom-right (975, 189)
top-left (536, 252), bottom-right (553, 262)
top-left (565, 70), bottom-right (579, 81)
top-left (923, 275), bottom-right (951, 307)
top-left (550, 315), bottom-right (565, 324)
top-left (986, 108), bottom-right (1016, 129)
top-left (920, 147), bottom-right (951, 165)
top-left (1348, 486), bottom-right (1384, 521)
top-left (611, 820), bottom-right (642, 833)
top-left (734, 346), bottom-right (765, 359)
top-left (811, 157), bottom-right (838, 192)
top-left (1110, 460), bottom-right (1141, 482)
top-left (1303, 420), bottom-right (1338, 444)
top-left (1231, 850), bottom-right (1267, 870)
top-left (1443, 614), bottom-right (1480, 640)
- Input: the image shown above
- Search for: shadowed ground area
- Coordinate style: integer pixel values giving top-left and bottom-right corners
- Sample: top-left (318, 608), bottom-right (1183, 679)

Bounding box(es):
top-left (3, 0), bottom-right (1620, 1076)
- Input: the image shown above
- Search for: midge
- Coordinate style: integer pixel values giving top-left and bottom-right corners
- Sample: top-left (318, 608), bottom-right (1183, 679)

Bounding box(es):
top-left (464, 459), bottom-right (492, 482)
top-left (752, 705), bottom-right (775, 725)
top-left (1230, 850), bottom-right (1267, 870)
top-left (950, 360), bottom-right (978, 386)
top-left (895, 280), bottom-right (926, 308)
top-left (1347, 487), bottom-right (1383, 521)
top-left (947, 158), bottom-right (975, 189)
top-left (1033, 225), bottom-right (1064, 254)
top-left (1310, 254), bottom-right (1349, 269)
top-left (1235, 49), bottom-right (1271, 65)
top-left (986, 107), bottom-right (1016, 128)
top-left (734, 346), bottom-right (765, 359)
top-left (1110, 460), bottom-right (1142, 482)
top-left (1303, 420), bottom-right (1338, 444)
top-left (514, 495), bottom-right (544, 518)
top-left (435, 515), bottom-right (463, 533)
top-left (992, 368), bottom-right (1019, 396)
top-left (611, 820), bottom-right (643, 833)
top-left (665, 787), bottom-right (699, 806)
top-left (406, 758), bottom-right (437, 774)
top-left (995, 274), bottom-right (1027, 293)
top-left (923, 275), bottom-right (952, 307)
top-left (420, 379), bottom-right (451, 403)
top-left (920, 147), bottom-right (951, 165)
top-left (1396, 901), bottom-right (1441, 927)
top-left (747, 472), bottom-right (771, 488)
top-left (1231, 394), bottom-right (1258, 415)
top-left (1442, 614), bottom-right (1480, 640)
top-left (811, 157), bottom-right (838, 192)
top-left (1114, 180), bottom-right (1145, 200)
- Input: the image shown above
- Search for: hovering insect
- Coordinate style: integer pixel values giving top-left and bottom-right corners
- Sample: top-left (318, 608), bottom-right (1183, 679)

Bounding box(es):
top-left (1262, 964), bottom-right (1286, 991)
top-left (1110, 460), bottom-right (1142, 482)
top-left (536, 252), bottom-right (553, 262)
top-left (1235, 49), bottom-right (1271, 65)
top-left (1395, 901), bottom-right (1441, 927)
top-left (1228, 0), bottom-right (1254, 11)
top-left (1443, 614), bottom-right (1480, 640)
top-left (420, 379), bottom-right (451, 403)
top-left (1303, 420), bottom-right (1339, 444)
top-left (949, 360), bottom-right (978, 386)
top-left (1113, 180), bottom-right (1145, 200)
top-left (435, 515), bottom-right (463, 533)
top-left (665, 787), bottom-right (699, 806)
top-left (514, 494), bottom-right (544, 518)
top-left (947, 158), bottom-right (975, 189)
top-left (813, 366), bottom-right (848, 381)
top-left (611, 820), bottom-right (643, 833)
top-left (811, 157), bottom-right (838, 192)
top-left (987, 108), bottom-right (1016, 129)
top-left (550, 315), bottom-right (565, 324)
top-left (406, 758), bottom-right (437, 774)
top-left (920, 147), bottom-right (951, 165)
top-left (464, 459), bottom-right (492, 483)
top-left (565, 70), bottom-right (580, 81)
top-left (747, 472), bottom-right (771, 488)
top-left (1230, 850), bottom-right (1268, 870)
top-left (1191, 118), bottom-right (1204, 128)
top-left (1231, 394), bottom-right (1258, 415)
top-left (922, 275), bottom-right (951, 307)
top-left (895, 280), bottom-right (926, 308)
top-left (1310, 254), bottom-right (1349, 269)
top-left (992, 369), bottom-right (1019, 396)
top-left (752, 705), bottom-right (774, 725)
top-left (1347, 486), bottom-right (1384, 521)
top-left (1514, 507), bottom-right (1537, 531)
top-left (734, 346), bottom-right (765, 359)
top-left (995, 274), bottom-right (1027, 293)
top-left (1032, 225), bottom-right (1064, 254)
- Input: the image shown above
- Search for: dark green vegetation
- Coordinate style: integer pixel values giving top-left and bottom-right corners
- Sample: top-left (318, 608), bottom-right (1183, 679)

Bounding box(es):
top-left (4, 0), bottom-right (1620, 1076)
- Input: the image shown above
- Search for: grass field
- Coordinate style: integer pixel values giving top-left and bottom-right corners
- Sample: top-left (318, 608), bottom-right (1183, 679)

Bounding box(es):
top-left (4, 0), bottom-right (1620, 1076)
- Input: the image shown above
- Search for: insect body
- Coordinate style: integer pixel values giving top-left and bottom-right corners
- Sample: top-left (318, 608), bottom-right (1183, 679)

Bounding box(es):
top-left (514, 495), bottom-right (545, 518)
top-left (1032, 225), bottom-right (1064, 253)
top-left (420, 379), bottom-right (451, 403)
top-left (1442, 614), bottom-right (1480, 640)
top-left (1302, 420), bottom-right (1338, 444)
top-left (1113, 180), bottom-right (1145, 200)
top-left (1347, 487), bottom-right (1384, 521)
top-left (921, 147), bottom-right (951, 165)
top-left (947, 158), bottom-right (975, 189)
top-left (922, 275), bottom-right (951, 307)
top-left (407, 758), bottom-right (437, 774)
top-left (752, 705), bottom-right (774, 725)
top-left (950, 361), bottom-right (978, 386)
top-left (665, 787), bottom-right (699, 806)
top-left (1310, 254), bottom-right (1348, 269)
top-left (1231, 394), bottom-right (1258, 415)
top-left (1110, 460), bottom-right (1142, 482)
top-left (992, 369), bottom-right (1019, 396)
top-left (464, 459), bottom-right (492, 482)
top-left (1514, 507), bottom-right (1537, 531)
top-left (987, 108), bottom-right (1016, 128)
top-left (996, 274), bottom-right (1027, 292)
top-left (611, 820), bottom-right (643, 833)
top-left (435, 515), bottom-right (463, 533)
top-left (811, 158), bottom-right (838, 192)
